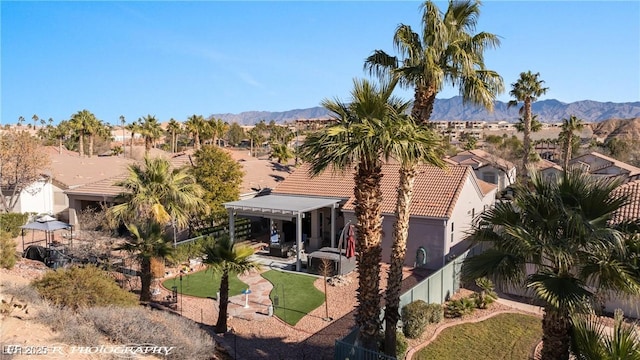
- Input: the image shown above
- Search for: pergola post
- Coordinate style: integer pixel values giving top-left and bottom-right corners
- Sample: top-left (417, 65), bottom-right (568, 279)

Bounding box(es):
top-left (296, 212), bottom-right (302, 271)
top-left (330, 205), bottom-right (336, 248)
top-left (228, 208), bottom-right (235, 244)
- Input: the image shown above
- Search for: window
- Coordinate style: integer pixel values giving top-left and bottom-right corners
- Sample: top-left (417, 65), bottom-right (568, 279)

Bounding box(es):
top-left (451, 222), bottom-right (454, 232)
top-left (482, 172), bottom-right (497, 184)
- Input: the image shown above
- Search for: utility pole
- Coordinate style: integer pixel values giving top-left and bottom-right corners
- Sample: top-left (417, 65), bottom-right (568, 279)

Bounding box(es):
top-left (120, 115), bottom-right (125, 157)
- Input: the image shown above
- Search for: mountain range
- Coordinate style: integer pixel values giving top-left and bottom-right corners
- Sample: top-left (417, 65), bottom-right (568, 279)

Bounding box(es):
top-left (211, 97), bottom-right (640, 125)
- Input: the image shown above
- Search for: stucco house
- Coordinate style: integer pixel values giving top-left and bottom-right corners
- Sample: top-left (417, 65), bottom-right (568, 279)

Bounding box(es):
top-left (568, 151), bottom-right (640, 180)
top-left (447, 149), bottom-right (516, 192)
top-left (2, 174), bottom-right (55, 215)
top-left (226, 162), bottom-right (497, 271)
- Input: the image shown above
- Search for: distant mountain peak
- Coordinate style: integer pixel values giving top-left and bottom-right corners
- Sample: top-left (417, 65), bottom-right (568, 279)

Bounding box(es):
top-left (210, 98), bottom-right (640, 125)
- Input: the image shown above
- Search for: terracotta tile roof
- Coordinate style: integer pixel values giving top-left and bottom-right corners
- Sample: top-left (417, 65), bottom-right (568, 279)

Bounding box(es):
top-left (448, 149), bottom-right (515, 172)
top-left (476, 178), bottom-right (498, 196)
top-left (64, 174), bottom-right (128, 197)
top-left (571, 152), bottom-right (640, 177)
top-left (274, 163), bottom-right (475, 218)
top-left (532, 159), bottom-right (563, 171)
top-left (612, 180), bottom-right (640, 223)
top-left (48, 150), bottom-right (136, 188)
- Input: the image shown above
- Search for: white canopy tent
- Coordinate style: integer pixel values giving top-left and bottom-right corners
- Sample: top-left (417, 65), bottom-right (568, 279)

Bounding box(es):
top-left (224, 195), bottom-right (341, 271)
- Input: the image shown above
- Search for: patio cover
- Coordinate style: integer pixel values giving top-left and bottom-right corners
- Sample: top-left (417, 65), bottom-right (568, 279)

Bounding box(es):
top-left (224, 195), bottom-right (341, 271)
top-left (21, 220), bottom-right (71, 232)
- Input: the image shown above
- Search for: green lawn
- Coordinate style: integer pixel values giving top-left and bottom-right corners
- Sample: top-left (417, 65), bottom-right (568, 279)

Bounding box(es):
top-left (414, 313), bottom-right (542, 360)
top-left (261, 270), bottom-right (325, 326)
top-left (161, 269), bottom-right (248, 299)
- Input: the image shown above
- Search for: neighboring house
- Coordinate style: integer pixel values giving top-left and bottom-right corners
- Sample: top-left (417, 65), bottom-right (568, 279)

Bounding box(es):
top-left (569, 151), bottom-right (640, 180)
top-left (62, 148), bottom-right (290, 226)
top-left (2, 174), bottom-right (54, 216)
top-left (447, 149), bottom-right (516, 192)
top-left (262, 162), bottom-right (497, 270)
top-left (530, 159), bottom-right (563, 181)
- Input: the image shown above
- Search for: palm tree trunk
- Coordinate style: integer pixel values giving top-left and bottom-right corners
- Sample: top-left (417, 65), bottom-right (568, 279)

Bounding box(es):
top-left (216, 270), bottom-right (230, 333)
top-left (78, 131), bottom-right (85, 157)
top-left (563, 133), bottom-right (573, 170)
top-left (384, 165), bottom-right (416, 357)
top-left (522, 100), bottom-right (532, 178)
top-left (194, 133), bottom-right (200, 150)
top-left (353, 161), bottom-right (384, 350)
top-left (130, 133), bottom-right (135, 157)
top-left (139, 257), bottom-right (152, 302)
top-left (89, 135), bottom-right (94, 158)
top-left (541, 308), bottom-right (572, 360)
top-left (412, 86), bottom-right (437, 125)
top-left (58, 139), bottom-right (63, 154)
top-left (145, 138), bottom-right (151, 156)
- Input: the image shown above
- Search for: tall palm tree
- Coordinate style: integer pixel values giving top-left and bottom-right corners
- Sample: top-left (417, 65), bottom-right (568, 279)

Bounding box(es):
top-left (116, 222), bottom-right (173, 302)
top-left (185, 114), bottom-right (206, 150)
top-left (69, 109), bottom-right (98, 157)
top-left (560, 115), bottom-right (585, 170)
top-left (364, 0), bottom-right (504, 125)
top-left (202, 236), bottom-right (260, 333)
top-left (137, 115), bottom-right (163, 156)
top-left (508, 71), bottom-right (548, 178)
top-left (32, 114), bottom-right (39, 131)
top-left (109, 156), bottom-right (207, 230)
top-left (381, 117), bottom-right (445, 356)
top-left (300, 78), bottom-right (402, 350)
top-left (126, 122), bottom-right (139, 157)
top-left (85, 116), bottom-right (103, 158)
top-left (120, 115), bottom-right (126, 157)
top-left (17, 116), bottom-right (25, 127)
top-left (462, 168), bottom-right (640, 360)
top-left (166, 118), bottom-right (181, 153)
top-left (52, 120), bottom-right (70, 154)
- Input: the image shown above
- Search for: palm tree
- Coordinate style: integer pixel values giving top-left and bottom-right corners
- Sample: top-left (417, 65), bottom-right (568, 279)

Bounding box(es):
top-left (381, 117), bottom-right (445, 356)
top-left (120, 115), bottom-right (126, 157)
top-left (137, 115), bottom-right (163, 156)
top-left (166, 118), bottom-right (182, 153)
top-left (32, 114), bottom-right (39, 131)
top-left (560, 115), bottom-right (585, 170)
top-left (116, 222), bottom-right (173, 302)
top-left (69, 109), bottom-right (98, 157)
top-left (462, 168), bottom-right (640, 360)
top-left (508, 71), bottom-right (548, 178)
top-left (364, 0), bottom-right (504, 125)
top-left (571, 309), bottom-right (640, 360)
top-left (126, 122), bottom-right (139, 157)
top-left (247, 127), bottom-right (264, 157)
top-left (300, 78), bottom-right (403, 350)
top-left (51, 120), bottom-right (70, 154)
top-left (109, 156), bottom-right (207, 231)
top-left (185, 114), bottom-right (206, 150)
top-left (202, 236), bottom-right (261, 333)
top-left (17, 116), bottom-right (25, 127)
top-left (269, 142), bottom-right (293, 164)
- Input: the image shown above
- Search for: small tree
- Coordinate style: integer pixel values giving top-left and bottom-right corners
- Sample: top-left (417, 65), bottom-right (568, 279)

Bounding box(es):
top-left (202, 236), bottom-right (261, 333)
top-left (318, 258), bottom-right (333, 321)
top-left (0, 130), bottom-right (51, 213)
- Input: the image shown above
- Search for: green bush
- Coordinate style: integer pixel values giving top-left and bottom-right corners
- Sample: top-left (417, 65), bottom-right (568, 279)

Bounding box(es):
top-left (425, 303), bottom-right (444, 324)
top-left (445, 297), bottom-right (477, 318)
top-left (0, 231), bottom-right (17, 269)
top-left (31, 265), bottom-right (137, 309)
top-left (401, 300), bottom-right (430, 338)
top-left (396, 331), bottom-right (408, 359)
top-left (0, 213), bottom-right (29, 237)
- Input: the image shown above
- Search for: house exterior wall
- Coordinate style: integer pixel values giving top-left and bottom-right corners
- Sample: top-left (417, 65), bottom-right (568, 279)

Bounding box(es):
top-left (13, 178), bottom-right (53, 215)
top-left (342, 176), bottom-right (496, 270)
top-left (475, 166), bottom-right (515, 192)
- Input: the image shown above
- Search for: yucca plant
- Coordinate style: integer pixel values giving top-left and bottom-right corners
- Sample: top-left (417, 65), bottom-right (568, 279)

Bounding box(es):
top-left (571, 309), bottom-right (640, 360)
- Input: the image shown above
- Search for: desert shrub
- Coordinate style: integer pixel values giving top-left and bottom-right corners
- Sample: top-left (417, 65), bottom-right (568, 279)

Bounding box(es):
top-left (84, 306), bottom-right (215, 360)
top-left (445, 297), bottom-right (477, 318)
top-left (396, 331), bottom-right (408, 358)
top-left (471, 277), bottom-right (498, 309)
top-left (0, 213), bottom-right (28, 237)
top-left (424, 303), bottom-right (444, 324)
top-left (0, 231), bottom-right (17, 269)
top-left (0, 281), bottom-right (45, 305)
top-left (401, 300), bottom-right (431, 338)
top-left (31, 265), bottom-right (137, 309)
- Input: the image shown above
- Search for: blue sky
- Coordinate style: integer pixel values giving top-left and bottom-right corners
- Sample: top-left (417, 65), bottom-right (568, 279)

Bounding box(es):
top-left (2, 1), bottom-right (639, 125)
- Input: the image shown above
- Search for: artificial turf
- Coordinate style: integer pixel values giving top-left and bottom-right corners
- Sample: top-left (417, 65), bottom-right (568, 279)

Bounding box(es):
top-left (261, 269), bottom-right (325, 326)
top-left (161, 269), bottom-right (249, 299)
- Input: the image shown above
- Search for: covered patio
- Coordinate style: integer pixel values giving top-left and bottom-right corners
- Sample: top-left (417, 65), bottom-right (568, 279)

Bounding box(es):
top-left (20, 215), bottom-right (73, 251)
top-left (224, 195), bottom-right (342, 271)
